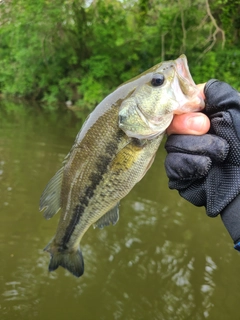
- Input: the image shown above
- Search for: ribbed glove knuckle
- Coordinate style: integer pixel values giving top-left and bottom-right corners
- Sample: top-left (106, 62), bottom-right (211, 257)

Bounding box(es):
top-left (165, 134), bottom-right (229, 163)
top-left (165, 153), bottom-right (212, 181)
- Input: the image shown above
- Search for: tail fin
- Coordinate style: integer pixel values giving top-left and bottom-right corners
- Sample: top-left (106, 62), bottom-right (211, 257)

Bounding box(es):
top-left (44, 243), bottom-right (84, 278)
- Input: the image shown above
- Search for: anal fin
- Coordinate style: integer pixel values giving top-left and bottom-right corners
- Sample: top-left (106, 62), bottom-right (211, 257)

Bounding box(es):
top-left (94, 202), bottom-right (120, 229)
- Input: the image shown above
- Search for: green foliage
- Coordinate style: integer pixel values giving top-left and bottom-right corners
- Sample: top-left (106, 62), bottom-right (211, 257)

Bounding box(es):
top-left (0, 0), bottom-right (239, 109)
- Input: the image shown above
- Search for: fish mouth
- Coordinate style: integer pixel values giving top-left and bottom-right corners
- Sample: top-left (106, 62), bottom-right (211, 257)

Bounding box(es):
top-left (173, 54), bottom-right (205, 112)
top-left (175, 54), bottom-right (195, 87)
top-left (134, 104), bottom-right (173, 138)
top-left (119, 103), bottom-right (172, 139)
top-left (136, 102), bottom-right (164, 126)
top-left (135, 103), bottom-right (162, 127)
top-left (174, 54), bottom-right (197, 96)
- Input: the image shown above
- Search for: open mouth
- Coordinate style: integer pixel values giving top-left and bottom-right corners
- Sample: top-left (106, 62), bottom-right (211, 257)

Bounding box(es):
top-left (175, 55), bottom-right (195, 86)
top-left (174, 54), bottom-right (200, 98)
top-left (173, 55), bottom-right (205, 112)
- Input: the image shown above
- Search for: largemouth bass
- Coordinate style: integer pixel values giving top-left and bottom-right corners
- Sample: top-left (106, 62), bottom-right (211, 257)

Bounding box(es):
top-left (40, 55), bottom-right (204, 277)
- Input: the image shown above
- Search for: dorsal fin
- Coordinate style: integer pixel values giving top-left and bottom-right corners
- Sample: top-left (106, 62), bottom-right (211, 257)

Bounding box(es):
top-left (39, 167), bottom-right (64, 220)
top-left (93, 203), bottom-right (120, 229)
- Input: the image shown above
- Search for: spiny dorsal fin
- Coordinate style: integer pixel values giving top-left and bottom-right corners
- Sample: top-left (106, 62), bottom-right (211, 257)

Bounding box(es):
top-left (93, 203), bottom-right (120, 229)
top-left (39, 167), bottom-right (64, 220)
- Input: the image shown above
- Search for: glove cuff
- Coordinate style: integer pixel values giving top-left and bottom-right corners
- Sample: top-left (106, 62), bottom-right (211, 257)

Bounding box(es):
top-left (220, 193), bottom-right (240, 245)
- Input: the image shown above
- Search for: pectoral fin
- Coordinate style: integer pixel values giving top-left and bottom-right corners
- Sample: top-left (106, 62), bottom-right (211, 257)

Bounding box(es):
top-left (39, 167), bottom-right (64, 219)
top-left (94, 203), bottom-right (120, 229)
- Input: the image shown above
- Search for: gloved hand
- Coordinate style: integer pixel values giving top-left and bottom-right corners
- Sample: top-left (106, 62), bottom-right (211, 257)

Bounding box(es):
top-left (165, 79), bottom-right (240, 250)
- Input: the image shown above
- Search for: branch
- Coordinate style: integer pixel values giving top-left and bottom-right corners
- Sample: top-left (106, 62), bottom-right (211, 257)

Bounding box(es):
top-left (204, 0), bottom-right (226, 54)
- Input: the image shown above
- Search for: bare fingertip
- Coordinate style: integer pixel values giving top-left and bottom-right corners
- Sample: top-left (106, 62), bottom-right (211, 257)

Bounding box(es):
top-left (167, 113), bottom-right (210, 135)
top-left (186, 115), bottom-right (210, 135)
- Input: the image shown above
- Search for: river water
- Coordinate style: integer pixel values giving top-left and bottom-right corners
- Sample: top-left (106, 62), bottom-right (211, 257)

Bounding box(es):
top-left (0, 100), bottom-right (240, 320)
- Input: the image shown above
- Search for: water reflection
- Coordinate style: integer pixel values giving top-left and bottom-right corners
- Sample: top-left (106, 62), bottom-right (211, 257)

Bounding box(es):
top-left (85, 196), bottom-right (218, 320)
top-left (1, 101), bottom-right (240, 320)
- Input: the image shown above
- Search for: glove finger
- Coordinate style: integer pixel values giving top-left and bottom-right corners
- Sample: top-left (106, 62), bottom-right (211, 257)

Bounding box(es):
top-left (204, 80), bottom-right (240, 114)
top-left (165, 153), bottom-right (212, 181)
top-left (179, 181), bottom-right (206, 207)
top-left (165, 134), bottom-right (229, 163)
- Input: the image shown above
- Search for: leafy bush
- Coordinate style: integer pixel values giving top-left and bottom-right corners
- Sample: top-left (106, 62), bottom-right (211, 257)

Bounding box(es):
top-left (0, 0), bottom-right (239, 109)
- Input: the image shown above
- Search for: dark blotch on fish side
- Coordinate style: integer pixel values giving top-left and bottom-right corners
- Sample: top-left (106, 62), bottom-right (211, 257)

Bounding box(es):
top-left (131, 137), bottom-right (146, 147)
top-left (85, 185), bottom-right (94, 199)
top-left (61, 203), bottom-right (86, 246)
top-left (61, 137), bottom-right (119, 248)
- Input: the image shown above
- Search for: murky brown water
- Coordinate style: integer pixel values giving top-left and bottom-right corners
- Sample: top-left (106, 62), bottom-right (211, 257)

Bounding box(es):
top-left (1, 100), bottom-right (240, 320)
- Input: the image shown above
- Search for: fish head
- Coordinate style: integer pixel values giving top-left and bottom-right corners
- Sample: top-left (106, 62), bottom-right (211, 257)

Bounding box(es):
top-left (119, 54), bottom-right (205, 139)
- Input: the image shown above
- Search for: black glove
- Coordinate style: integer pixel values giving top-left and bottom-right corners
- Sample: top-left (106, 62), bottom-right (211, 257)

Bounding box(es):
top-left (165, 79), bottom-right (240, 250)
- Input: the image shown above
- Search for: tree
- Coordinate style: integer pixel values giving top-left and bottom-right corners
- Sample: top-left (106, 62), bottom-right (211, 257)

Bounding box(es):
top-left (0, 0), bottom-right (239, 108)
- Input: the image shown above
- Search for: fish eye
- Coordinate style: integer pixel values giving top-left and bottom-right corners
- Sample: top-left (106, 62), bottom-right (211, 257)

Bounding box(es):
top-left (151, 74), bottom-right (165, 87)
